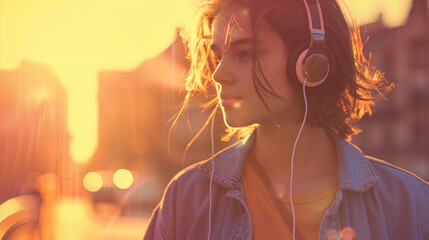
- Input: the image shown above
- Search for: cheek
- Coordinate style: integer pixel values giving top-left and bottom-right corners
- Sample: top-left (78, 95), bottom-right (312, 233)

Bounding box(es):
top-left (259, 58), bottom-right (290, 95)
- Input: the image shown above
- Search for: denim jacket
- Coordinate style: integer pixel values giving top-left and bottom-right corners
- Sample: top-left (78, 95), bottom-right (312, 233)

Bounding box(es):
top-left (144, 134), bottom-right (429, 240)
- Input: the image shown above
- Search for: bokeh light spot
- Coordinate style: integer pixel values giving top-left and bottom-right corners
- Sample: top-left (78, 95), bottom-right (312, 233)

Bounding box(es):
top-left (327, 227), bottom-right (356, 240)
top-left (340, 227), bottom-right (356, 240)
top-left (83, 172), bottom-right (103, 192)
top-left (113, 169), bottom-right (133, 189)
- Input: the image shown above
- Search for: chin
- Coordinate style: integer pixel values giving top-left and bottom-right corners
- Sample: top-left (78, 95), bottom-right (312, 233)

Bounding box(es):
top-left (221, 107), bottom-right (258, 128)
top-left (223, 117), bottom-right (256, 129)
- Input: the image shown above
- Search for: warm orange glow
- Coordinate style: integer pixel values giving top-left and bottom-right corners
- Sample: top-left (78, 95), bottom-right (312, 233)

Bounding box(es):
top-left (83, 172), bottom-right (103, 192)
top-left (348, 0), bottom-right (412, 27)
top-left (0, 199), bottom-right (21, 223)
top-left (113, 169), bottom-right (134, 190)
top-left (0, 0), bottom-right (194, 164)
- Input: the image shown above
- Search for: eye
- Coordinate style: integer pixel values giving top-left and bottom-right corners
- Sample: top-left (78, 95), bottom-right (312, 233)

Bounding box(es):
top-left (237, 50), bottom-right (252, 60)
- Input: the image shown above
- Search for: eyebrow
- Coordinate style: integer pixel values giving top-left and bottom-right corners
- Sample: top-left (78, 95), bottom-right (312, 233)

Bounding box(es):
top-left (210, 37), bottom-right (253, 52)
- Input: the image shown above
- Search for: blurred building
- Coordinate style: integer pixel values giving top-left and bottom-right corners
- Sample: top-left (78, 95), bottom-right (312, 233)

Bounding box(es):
top-left (95, 32), bottom-right (191, 174)
top-left (0, 61), bottom-right (70, 204)
top-left (352, 0), bottom-right (429, 180)
top-left (95, 33), bottom-right (186, 217)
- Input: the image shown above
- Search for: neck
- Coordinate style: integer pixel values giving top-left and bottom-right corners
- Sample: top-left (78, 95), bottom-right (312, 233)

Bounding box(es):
top-left (250, 122), bottom-right (338, 195)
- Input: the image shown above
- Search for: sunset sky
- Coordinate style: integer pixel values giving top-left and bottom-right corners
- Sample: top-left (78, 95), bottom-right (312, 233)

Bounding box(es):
top-left (0, 0), bottom-right (415, 68)
top-left (0, 0), bottom-right (416, 164)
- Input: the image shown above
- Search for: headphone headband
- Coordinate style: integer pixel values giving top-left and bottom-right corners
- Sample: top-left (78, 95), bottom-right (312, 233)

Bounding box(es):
top-left (306, 0), bottom-right (325, 49)
top-left (295, 0), bottom-right (330, 87)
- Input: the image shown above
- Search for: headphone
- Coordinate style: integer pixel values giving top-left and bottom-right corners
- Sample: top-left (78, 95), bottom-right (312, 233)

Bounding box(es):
top-left (289, 0), bottom-right (332, 87)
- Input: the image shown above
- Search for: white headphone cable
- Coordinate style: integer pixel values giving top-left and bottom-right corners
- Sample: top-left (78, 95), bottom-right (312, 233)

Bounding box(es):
top-left (207, 104), bottom-right (218, 240)
top-left (290, 78), bottom-right (308, 240)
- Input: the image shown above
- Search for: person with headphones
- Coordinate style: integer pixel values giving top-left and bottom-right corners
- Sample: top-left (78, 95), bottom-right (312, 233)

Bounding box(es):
top-left (144, 0), bottom-right (429, 239)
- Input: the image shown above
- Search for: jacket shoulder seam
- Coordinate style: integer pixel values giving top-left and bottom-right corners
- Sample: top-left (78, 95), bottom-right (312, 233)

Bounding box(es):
top-left (366, 156), bottom-right (428, 185)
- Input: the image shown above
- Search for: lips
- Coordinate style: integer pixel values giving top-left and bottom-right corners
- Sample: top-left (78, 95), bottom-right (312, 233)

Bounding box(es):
top-left (220, 94), bottom-right (241, 107)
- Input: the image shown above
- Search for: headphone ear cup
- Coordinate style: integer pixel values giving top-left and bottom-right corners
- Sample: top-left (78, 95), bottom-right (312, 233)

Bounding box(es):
top-left (287, 45), bottom-right (335, 87)
top-left (301, 48), bottom-right (330, 86)
top-left (287, 44), bottom-right (308, 86)
top-left (297, 49), bottom-right (315, 85)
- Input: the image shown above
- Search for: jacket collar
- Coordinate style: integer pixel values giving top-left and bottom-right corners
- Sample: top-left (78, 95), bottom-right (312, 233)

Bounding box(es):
top-left (199, 140), bottom-right (251, 189)
top-left (331, 134), bottom-right (380, 192)
top-left (198, 132), bottom-right (380, 192)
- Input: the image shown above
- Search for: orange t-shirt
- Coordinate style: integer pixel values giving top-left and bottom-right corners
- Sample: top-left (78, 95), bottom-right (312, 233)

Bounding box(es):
top-left (243, 162), bottom-right (338, 240)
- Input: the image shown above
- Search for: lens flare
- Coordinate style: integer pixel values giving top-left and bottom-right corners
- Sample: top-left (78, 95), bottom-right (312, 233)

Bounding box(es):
top-left (327, 227), bottom-right (356, 240)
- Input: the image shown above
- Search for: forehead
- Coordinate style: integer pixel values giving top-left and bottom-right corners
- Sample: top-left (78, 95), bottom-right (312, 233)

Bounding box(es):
top-left (211, 5), bottom-right (252, 47)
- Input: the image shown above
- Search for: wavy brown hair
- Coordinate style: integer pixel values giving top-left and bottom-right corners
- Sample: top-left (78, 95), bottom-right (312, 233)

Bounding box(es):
top-left (174, 0), bottom-right (394, 144)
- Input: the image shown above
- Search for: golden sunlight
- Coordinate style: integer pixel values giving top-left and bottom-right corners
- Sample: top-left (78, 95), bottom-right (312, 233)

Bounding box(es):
top-left (0, 0), bottom-right (193, 164)
top-left (348, 0), bottom-right (413, 27)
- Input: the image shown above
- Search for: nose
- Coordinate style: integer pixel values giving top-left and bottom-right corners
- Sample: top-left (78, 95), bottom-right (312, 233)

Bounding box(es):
top-left (212, 59), bottom-right (235, 86)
